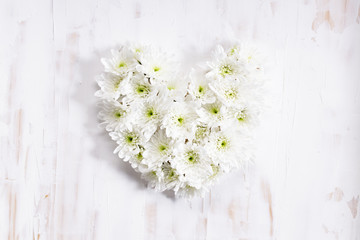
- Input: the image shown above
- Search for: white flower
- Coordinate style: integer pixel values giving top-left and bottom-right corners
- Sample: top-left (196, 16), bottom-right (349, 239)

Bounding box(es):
top-left (110, 129), bottom-right (145, 162)
top-left (188, 69), bottom-right (216, 104)
top-left (205, 129), bottom-right (248, 172)
top-left (224, 104), bottom-right (260, 131)
top-left (141, 167), bottom-right (165, 191)
top-left (206, 45), bottom-right (243, 80)
top-left (161, 102), bottom-right (198, 140)
top-left (127, 43), bottom-right (150, 62)
top-left (160, 161), bottom-right (183, 191)
top-left (157, 76), bottom-right (188, 102)
top-left (172, 143), bottom-right (213, 189)
top-left (125, 144), bottom-right (155, 173)
top-left (142, 130), bottom-right (174, 168)
top-left (101, 47), bottom-right (138, 76)
top-left (136, 47), bottom-right (177, 83)
top-left (95, 72), bottom-right (132, 101)
top-left (229, 43), bottom-right (264, 68)
top-left (227, 43), bottom-right (266, 83)
top-left (142, 161), bottom-right (183, 192)
top-left (128, 147), bottom-right (146, 170)
top-left (197, 101), bottom-right (227, 128)
top-left (122, 73), bottom-right (157, 103)
top-left (209, 78), bottom-right (249, 107)
top-left (135, 97), bottom-right (169, 140)
top-left (98, 100), bottom-right (132, 132)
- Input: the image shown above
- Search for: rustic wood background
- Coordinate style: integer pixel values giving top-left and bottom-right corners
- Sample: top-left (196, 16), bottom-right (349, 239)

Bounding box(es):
top-left (1, 0), bottom-right (360, 239)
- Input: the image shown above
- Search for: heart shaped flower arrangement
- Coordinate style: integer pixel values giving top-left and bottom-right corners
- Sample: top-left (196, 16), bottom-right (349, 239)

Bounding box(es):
top-left (96, 43), bottom-right (265, 198)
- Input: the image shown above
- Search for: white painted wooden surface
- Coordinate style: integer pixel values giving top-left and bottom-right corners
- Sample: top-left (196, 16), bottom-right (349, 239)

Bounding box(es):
top-left (1, 0), bottom-right (360, 239)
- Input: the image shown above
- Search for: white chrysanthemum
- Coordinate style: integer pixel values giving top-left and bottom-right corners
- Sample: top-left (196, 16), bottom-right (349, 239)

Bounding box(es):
top-left (136, 47), bottom-right (177, 83)
top-left (127, 146), bottom-right (147, 170)
top-left (95, 72), bottom-right (132, 101)
top-left (161, 102), bottom-right (198, 140)
top-left (122, 73), bottom-right (157, 103)
top-left (142, 130), bottom-right (174, 168)
top-left (141, 162), bottom-right (183, 192)
top-left (98, 100), bottom-right (132, 132)
top-left (197, 101), bottom-right (227, 128)
top-left (160, 162), bottom-right (183, 191)
top-left (229, 43), bottom-right (264, 68)
top-left (110, 129), bottom-right (145, 162)
top-left (141, 167), bottom-right (165, 191)
top-left (206, 45), bottom-right (243, 80)
top-left (209, 78), bottom-right (250, 107)
top-left (101, 47), bottom-right (138, 76)
top-left (224, 105), bottom-right (260, 131)
top-left (188, 69), bottom-right (216, 104)
top-left (157, 76), bottom-right (188, 102)
top-left (205, 129), bottom-right (249, 172)
top-left (127, 43), bottom-right (150, 62)
top-left (135, 97), bottom-right (169, 140)
top-left (227, 43), bottom-right (266, 83)
top-left (172, 143), bottom-right (213, 189)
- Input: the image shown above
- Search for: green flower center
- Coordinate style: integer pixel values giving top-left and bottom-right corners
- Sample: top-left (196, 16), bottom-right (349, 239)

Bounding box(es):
top-left (186, 150), bottom-right (198, 164)
top-left (114, 110), bottom-right (124, 119)
top-left (177, 117), bottom-right (184, 125)
top-left (167, 169), bottom-right (177, 180)
top-left (159, 144), bottom-right (167, 152)
top-left (198, 86), bottom-right (204, 94)
top-left (229, 47), bottom-right (238, 56)
top-left (118, 61), bottom-right (127, 68)
top-left (153, 66), bottom-right (161, 72)
top-left (216, 136), bottom-right (229, 151)
top-left (225, 88), bottom-right (238, 100)
top-left (135, 84), bottom-right (150, 96)
top-left (210, 107), bottom-right (219, 115)
top-left (125, 133), bottom-right (138, 145)
top-left (146, 107), bottom-right (156, 118)
top-left (219, 64), bottom-right (234, 76)
top-left (236, 110), bottom-right (247, 122)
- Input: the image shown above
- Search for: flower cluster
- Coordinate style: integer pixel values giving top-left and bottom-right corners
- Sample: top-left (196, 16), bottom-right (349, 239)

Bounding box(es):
top-left (96, 43), bottom-right (265, 198)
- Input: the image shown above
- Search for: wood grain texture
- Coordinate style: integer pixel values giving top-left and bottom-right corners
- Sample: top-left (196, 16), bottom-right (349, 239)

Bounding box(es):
top-left (1, 0), bottom-right (360, 239)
